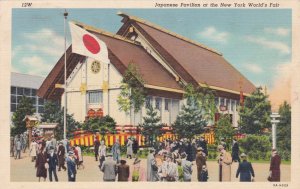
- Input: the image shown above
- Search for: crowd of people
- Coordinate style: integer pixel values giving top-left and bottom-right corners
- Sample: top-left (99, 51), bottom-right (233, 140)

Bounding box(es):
top-left (11, 133), bottom-right (282, 182)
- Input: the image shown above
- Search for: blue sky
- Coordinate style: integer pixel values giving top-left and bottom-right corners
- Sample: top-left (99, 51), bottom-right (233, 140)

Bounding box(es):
top-left (12, 8), bottom-right (291, 93)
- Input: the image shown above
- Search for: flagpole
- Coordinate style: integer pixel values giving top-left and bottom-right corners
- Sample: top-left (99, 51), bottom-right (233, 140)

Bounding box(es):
top-left (63, 9), bottom-right (68, 140)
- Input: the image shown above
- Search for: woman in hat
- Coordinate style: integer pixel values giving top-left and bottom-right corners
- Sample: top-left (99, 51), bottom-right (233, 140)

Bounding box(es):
top-left (217, 145), bottom-right (232, 182)
top-left (236, 153), bottom-right (255, 182)
top-left (35, 147), bottom-right (48, 182)
top-left (131, 158), bottom-right (145, 181)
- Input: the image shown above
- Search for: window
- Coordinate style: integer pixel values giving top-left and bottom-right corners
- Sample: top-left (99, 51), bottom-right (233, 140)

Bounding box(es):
top-left (11, 87), bottom-right (16, 95)
top-left (165, 99), bottom-right (170, 111)
top-left (88, 91), bottom-right (103, 104)
top-left (11, 95), bottom-right (16, 104)
top-left (220, 98), bottom-right (224, 106)
top-left (17, 96), bottom-right (22, 103)
top-left (155, 98), bottom-right (162, 110)
top-left (215, 97), bottom-right (219, 107)
top-left (17, 87), bottom-right (24, 95)
top-left (145, 96), bottom-right (152, 109)
top-left (24, 88), bottom-right (31, 96)
top-left (231, 100), bottom-right (235, 111)
top-left (31, 89), bottom-right (37, 96)
top-left (11, 104), bottom-right (16, 112)
top-left (38, 97), bottom-right (44, 105)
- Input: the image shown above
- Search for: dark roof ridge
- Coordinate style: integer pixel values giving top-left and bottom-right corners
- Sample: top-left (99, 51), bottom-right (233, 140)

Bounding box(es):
top-left (117, 11), bottom-right (222, 56)
top-left (71, 20), bottom-right (141, 46)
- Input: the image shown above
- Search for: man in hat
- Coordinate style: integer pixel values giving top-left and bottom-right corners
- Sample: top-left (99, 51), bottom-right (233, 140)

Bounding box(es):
top-left (94, 137), bottom-right (100, 161)
top-left (269, 149), bottom-right (281, 181)
top-left (117, 159), bottom-right (130, 181)
top-left (236, 153), bottom-right (255, 182)
top-left (180, 153), bottom-right (193, 182)
top-left (196, 147), bottom-right (207, 181)
top-left (217, 145), bottom-right (232, 182)
top-left (66, 151), bottom-right (77, 182)
top-left (101, 152), bottom-right (117, 181)
top-left (160, 153), bottom-right (178, 182)
top-left (198, 136), bottom-right (208, 157)
top-left (57, 141), bottom-right (66, 171)
top-left (47, 146), bottom-right (59, 182)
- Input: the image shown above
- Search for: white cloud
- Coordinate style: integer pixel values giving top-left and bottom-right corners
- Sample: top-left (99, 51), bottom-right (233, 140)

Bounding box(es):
top-left (198, 26), bottom-right (229, 43)
top-left (245, 36), bottom-right (290, 55)
top-left (264, 27), bottom-right (290, 37)
top-left (23, 28), bottom-right (66, 57)
top-left (20, 56), bottom-right (53, 76)
top-left (269, 61), bottom-right (293, 111)
top-left (243, 63), bottom-right (263, 74)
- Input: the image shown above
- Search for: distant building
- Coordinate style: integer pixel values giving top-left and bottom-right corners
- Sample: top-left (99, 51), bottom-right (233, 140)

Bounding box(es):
top-left (11, 72), bottom-right (46, 120)
top-left (38, 13), bottom-right (255, 129)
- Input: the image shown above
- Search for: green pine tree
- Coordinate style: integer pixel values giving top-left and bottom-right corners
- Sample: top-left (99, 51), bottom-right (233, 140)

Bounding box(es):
top-left (139, 105), bottom-right (163, 146)
top-left (239, 87), bottom-right (272, 134)
top-left (214, 114), bottom-right (235, 144)
top-left (41, 100), bottom-right (60, 122)
top-left (277, 101), bottom-right (291, 152)
top-left (11, 96), bottom-right (35, 136)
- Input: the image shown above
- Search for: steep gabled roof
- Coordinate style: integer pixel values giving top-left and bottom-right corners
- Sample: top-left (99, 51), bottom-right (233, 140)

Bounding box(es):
top-left (38, 22), bottom-right (183, 99)
top-left (117, 12), bottom-right (256, 95)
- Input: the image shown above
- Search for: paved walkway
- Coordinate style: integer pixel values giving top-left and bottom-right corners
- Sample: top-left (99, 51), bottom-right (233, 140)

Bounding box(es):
top-left (10, 151), bottom-right (290, 182)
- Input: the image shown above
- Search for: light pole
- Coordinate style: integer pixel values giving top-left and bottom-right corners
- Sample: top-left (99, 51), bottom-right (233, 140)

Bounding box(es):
top-left (270, 112), bottom-right (280, 149)
top-left (63, 9), bottom-right (68, 140)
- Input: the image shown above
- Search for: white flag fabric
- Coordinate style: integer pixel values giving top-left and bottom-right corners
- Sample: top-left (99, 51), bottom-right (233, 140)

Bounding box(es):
top-left (69, 22), bottom-right (110, 64)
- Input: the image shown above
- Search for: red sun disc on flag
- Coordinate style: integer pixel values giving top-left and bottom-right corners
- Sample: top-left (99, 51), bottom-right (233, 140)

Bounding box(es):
top-left (82, 34), bottom-right (100, 54)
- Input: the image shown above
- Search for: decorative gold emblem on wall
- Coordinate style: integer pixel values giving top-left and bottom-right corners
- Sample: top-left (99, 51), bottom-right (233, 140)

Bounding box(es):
top-left (91, 60), bottom-right (101, 74)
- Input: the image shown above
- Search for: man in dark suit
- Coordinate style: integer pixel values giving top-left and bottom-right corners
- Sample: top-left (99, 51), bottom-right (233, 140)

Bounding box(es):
top-left (47, 146), bottom-right (59, 182)
top-left (117, 160), bottom-right (130, 181)
top-left (198, 136), bottom-right (208, 157)
top-left (66, 151), bottom-right (77, 182)
top-left (236, 153), bottom-right (255, 182)
top-left (94, 138), bottom-right (100, 161)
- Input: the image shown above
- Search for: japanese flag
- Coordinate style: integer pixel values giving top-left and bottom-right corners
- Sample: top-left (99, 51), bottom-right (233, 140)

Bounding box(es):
top-left (69, 22), bottom-right (110, 64)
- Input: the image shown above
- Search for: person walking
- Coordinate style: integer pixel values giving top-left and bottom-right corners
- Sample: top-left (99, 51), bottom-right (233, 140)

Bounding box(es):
top-left (181, 153), bottom-right (193, 182)
top-left (101, 152), bottom-right (117, 182)
top-left (29, 139), bottom-right (38, 162)
top-left (195, 147), bottom-right (207, 182)
top-left (50, 135), bottom-right (57, 153)
top-left (75, 145), bottom-right (83, 169)
top-left (57, 142), bottom-right (66, 171)
top-left (131, 158), bottom-right (145, 181)
top-left (232, 138), bottom-right (240, 163)
top-left (66, 151), bottom-right (77, 182)
top-left (94, 138), bottom-right (100, 161)
top-left (117, 160), bottom-right (130, 181)
top-left (236, 153), bottom-right (255, 182)
top-left (126, 138), bottom-right (133, 159)
top-left (112, 139), bottom-right (121, 164)
top-left (217, 145), bottom-right (232, 182)
top-left (98, 140), bottom-right (106, 169)
top-left (147, 148), bottom-right (159, 182)
top-left (15, 139), bottom-right (22, 159)
top-left (47, 146), bottom-right (59, 182)
top-left (132, 138), bottom-right (139, 158)
top-left (35, 147), bottom-right (47, 182)
top-left (269, 149), bottom-right (281, 182)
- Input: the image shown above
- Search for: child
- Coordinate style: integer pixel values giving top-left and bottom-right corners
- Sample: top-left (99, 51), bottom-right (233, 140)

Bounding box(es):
top-left (176, 159), bottom-right (184, 182)
top-left (200, 165), bottom-right (209, 182)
